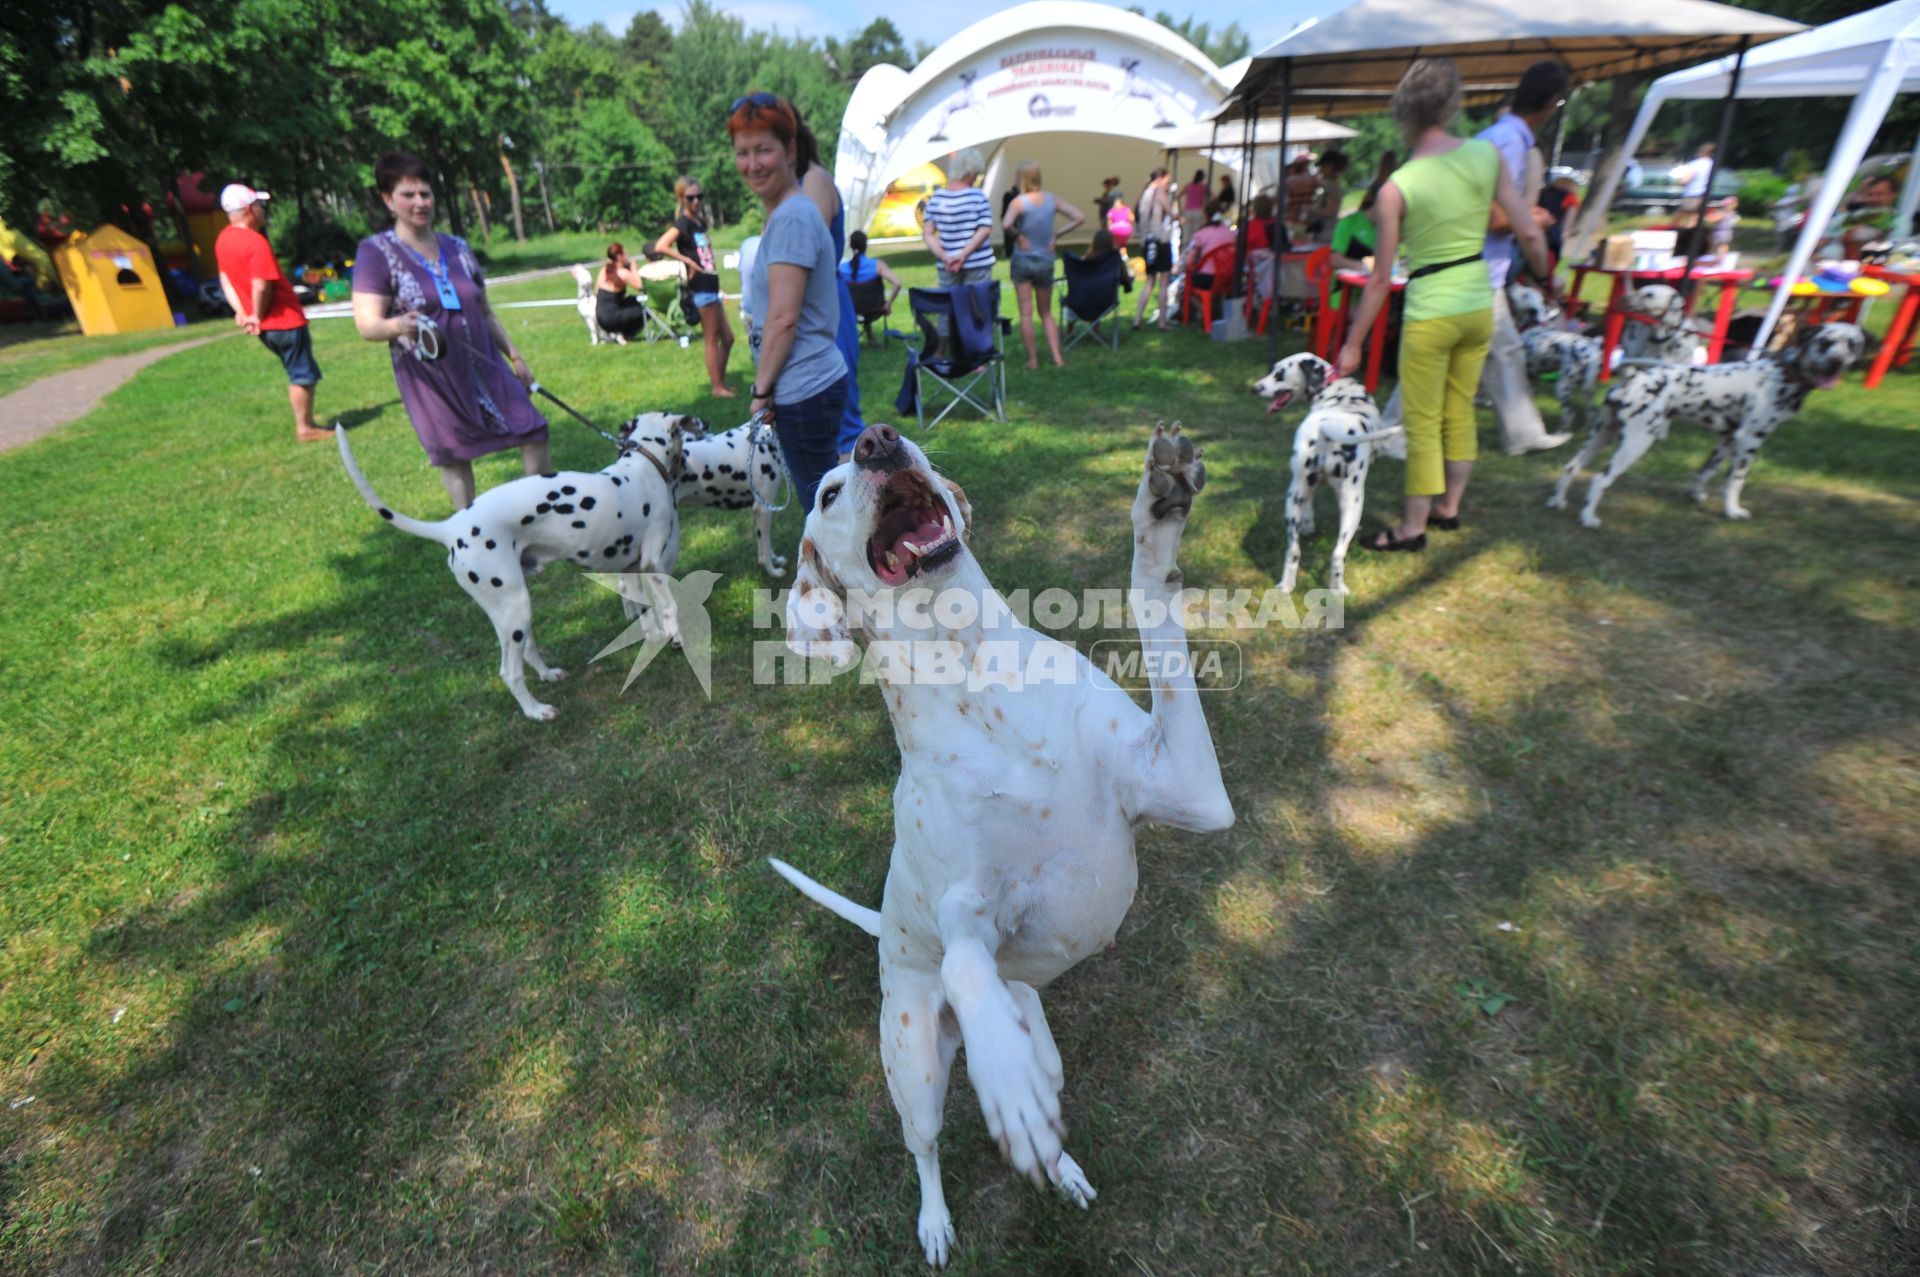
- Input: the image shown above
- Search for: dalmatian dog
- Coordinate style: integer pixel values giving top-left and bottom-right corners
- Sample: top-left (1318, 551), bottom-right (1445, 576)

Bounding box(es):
top-left (1252, 353), bottom-right (1404, 595)
top-left (572, 263), bottom-right (624, 346)
top-left (1550, 323), bottom-right (1868, 528)
top-left (634, 412), bottom-right (791, 575)
top-left (336, 413), bottom-right (702, 719)
top-left (1508, 282), bottom-right (1603, 434)
top-left (1618, 283), bottom-right (1704, 368)
top-left (769, 423), bottom-right (1233, 1266)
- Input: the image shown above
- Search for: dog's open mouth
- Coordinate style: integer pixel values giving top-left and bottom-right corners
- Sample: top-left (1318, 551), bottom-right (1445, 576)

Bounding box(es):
top-left (867, 469), bottom-right (961, 586)
top-left (1264, 389), bottom-right (1294, 414)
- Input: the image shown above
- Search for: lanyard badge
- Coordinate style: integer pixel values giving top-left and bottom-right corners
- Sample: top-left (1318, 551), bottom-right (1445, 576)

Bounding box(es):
top-left (405, 239), bottom-right (463, 312)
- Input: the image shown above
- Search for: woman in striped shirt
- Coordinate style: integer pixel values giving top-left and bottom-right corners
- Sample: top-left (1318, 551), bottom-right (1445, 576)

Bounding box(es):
top-left (922, 148), bottom-right (997, 286)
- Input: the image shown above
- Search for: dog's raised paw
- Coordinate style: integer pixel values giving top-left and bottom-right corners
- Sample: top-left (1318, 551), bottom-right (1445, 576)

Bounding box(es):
top-left (1143, 425), bottom-right (1206, 520)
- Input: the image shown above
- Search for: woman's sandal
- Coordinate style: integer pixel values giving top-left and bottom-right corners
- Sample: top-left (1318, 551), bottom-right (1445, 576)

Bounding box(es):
top-left (1428, 512), bottom-right (1461, 532)
top-left (1359, 527), bottom-right (1427, 553)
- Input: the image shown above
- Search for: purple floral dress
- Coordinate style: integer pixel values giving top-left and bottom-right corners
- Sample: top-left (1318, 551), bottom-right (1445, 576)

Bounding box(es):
top-left (351, 230), bottom-right (547, 466)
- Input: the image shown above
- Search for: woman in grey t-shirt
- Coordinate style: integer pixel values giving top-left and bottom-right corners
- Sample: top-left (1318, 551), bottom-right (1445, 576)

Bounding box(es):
top-left (731, 91), bottom-right (848, 512)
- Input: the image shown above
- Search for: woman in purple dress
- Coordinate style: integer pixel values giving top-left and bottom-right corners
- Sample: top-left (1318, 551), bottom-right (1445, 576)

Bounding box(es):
top-left (350, 151), bottom-right (549, 510)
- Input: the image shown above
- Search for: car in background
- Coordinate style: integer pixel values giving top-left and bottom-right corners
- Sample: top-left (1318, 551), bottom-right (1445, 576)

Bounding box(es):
top-left (1613, 158), bottom-right (1740, 213)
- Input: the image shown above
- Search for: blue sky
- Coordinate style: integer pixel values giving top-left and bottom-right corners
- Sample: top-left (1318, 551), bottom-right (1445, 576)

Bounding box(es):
top-left (545, 0), bottom-right (1302, 59)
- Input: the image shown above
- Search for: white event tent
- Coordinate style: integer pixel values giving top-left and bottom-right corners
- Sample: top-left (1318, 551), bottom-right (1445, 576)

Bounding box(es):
top-left (1577, 0), bottom-right (1920, 352)
top-left (834, 1), bottom-right (1236, 241)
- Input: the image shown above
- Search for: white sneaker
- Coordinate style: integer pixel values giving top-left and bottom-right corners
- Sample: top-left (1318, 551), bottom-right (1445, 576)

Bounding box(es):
top-left (1506, 432), bottom-right (1572, 456)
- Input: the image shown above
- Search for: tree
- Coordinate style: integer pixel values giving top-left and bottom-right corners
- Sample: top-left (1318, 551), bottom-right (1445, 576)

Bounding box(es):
top-left (1126, 10), bottom-right (1254, 66)
top-left (566, 100), bottom-right (675, 230)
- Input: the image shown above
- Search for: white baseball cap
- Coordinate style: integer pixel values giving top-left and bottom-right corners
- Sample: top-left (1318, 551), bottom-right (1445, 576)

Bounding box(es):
top-left (219, 183), bottom-right (271, 213)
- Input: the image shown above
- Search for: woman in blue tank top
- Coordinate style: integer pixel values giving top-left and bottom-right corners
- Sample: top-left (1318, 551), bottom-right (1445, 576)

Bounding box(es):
top-left (1001, 160), bottom-right (1086, 368)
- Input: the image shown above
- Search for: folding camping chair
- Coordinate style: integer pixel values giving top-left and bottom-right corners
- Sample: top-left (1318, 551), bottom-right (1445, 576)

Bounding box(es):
top-left (1058, 251), bottom-right (1124, 351)
top-left (636, 258), bottom-right (694, 343)
top-left (901, 282), bottom-right (1008, 430)
top-left (848, 275), bottom-right (895, 345)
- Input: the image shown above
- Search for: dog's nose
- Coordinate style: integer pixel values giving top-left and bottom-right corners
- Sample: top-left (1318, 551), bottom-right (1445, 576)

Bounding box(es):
top-left (854, 424), bottom-right (905, 472)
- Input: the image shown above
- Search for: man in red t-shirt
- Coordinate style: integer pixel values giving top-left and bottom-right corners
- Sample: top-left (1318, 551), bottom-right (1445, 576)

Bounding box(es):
top-left (214, 183), bottom-right (327, 442)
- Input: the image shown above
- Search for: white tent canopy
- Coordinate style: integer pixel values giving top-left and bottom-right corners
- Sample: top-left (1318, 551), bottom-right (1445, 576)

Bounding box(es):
top-left (1161, 116), bottom-right (1355, 151)
top-left (834, 1), bottom-right (1235, 240)
top-left (1574, 0), bottom-right (1920, 352)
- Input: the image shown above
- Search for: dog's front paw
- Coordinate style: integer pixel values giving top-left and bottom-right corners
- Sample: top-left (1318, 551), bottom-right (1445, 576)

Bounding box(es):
top-left (968, 1034), bottom-right (1065, 1186)
top-left (1689, 486), bottom-right (1711, 505)
top-left (1545, 491), bottom-right (1567, 510)
top-left (1725, 505), bottom-right (1752, 521)
top-left (1051, 1151), bottom-right (1097, 1210)
top-left (1138, 424), bottom-right (1206, 522)
top-left (764, 555), bottom-right (789, 577)
top-left (1579, 510), bottom-right (1602, 529)
top-left (523, 701), bottom-right (558, 722)
top-left (918, 1206), bottom-right (955, 1266)
top-left (539, 665), bottom-right (568, 684)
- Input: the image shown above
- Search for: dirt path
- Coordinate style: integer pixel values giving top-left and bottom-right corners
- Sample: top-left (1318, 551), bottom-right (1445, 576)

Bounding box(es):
top-left (0, 331), bottom-right (232, 454)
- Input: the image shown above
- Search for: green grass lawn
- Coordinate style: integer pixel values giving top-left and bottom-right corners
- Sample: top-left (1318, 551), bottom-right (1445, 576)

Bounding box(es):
top-left (0, 315), bottom-right (224, 401)
top-left (2, 253), bottom-right (1917, 1276)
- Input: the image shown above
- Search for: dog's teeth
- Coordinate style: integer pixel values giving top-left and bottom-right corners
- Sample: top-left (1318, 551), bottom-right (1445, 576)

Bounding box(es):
top-left (942, 515), bottom-right (954, 535)
top-left (901, 540), bottom-right (923, 558)
top-left (886, 552), bottom-right (902, 571)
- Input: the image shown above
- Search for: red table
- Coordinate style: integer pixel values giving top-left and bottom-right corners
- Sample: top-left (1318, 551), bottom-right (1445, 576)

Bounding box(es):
top-left (1335, 268), bottom-right (1406, 394)
top-left (1862, 264), bottom-right (1920, 389)
top-left (1569, 263), bottom-right (1755, 381)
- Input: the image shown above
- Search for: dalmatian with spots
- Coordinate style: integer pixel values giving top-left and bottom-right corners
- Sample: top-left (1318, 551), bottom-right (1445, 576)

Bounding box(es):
top-left (1507, 282), bottom-right (1603, 435)
top-left (769, 423), bottom-right (1232, 1266)
top-left (1252, 353), bottom-right (1404, 595)
top-left (640, 412), bottom-right (791, 575)
top-left (1549, 323), bottom-right (1868, 528)
top-left (335, 413), bottom-right (702, 719)
top-left (1618, 283), bottom-right (1704, 368)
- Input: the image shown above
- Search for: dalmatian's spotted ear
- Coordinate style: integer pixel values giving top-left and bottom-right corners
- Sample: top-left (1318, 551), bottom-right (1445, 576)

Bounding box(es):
top-left (936, 476), bottom-right (973, 537)
top-left (1304, 357), bottom-right (1330, 401)
top-left (786, 537), bottom-right (858, 668)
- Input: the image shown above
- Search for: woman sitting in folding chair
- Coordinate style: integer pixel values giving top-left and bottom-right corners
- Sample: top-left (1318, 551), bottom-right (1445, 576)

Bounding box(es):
top-left (839, 230), bottom-right (903, 345)
top-left (594, 242), bottom-right (651, 341)
top-left (1059, 229), bottom-right (1132, 350)
top-left (1001, 160), bottom-right (1085, 369)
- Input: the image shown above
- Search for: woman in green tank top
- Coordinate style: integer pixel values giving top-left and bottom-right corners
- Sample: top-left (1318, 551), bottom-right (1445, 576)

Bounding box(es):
top-left (1337, 57), bottom-right (1554, 552)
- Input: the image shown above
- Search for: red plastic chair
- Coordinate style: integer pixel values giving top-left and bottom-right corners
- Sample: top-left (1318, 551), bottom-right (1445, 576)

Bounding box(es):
top-left (1181, 244), bottom-right (1238, 329)
top-left (1304, 247), bottom-right (1339, 356)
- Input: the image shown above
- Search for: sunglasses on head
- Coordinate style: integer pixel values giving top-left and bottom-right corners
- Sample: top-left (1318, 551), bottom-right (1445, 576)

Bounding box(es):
top-left (730, 91), bottom-right (781, 113)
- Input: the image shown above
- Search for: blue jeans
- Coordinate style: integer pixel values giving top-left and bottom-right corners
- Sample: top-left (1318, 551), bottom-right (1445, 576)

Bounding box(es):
top-left (833, 276), bottom-right (865, 456)
top-left (773, 374), bottom-right (848, 515)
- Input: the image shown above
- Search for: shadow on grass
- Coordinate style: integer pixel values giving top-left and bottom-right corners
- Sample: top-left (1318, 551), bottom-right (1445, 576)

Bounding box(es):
top-left (11, 322), bottom-right (1920, 1275)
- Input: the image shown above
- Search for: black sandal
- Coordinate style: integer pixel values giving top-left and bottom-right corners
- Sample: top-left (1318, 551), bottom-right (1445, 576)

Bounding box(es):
top-left (1359, 527), bottom-right (1426, 553)
top-left (1428, 512), bottom-right (1461, 532)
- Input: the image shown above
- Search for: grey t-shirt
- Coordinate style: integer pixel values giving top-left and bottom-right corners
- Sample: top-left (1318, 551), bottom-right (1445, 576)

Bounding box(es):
top-left (746, 192), bottom-right (846, 404)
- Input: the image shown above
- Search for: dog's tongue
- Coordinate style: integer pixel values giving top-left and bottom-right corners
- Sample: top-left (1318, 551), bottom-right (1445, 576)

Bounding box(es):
top-left (1814, 371), bottom-right (1842, 389)
top-left (873, 516), bottom-right (948, 586)
top-left (1266, 393), bottom-right (1290, 415)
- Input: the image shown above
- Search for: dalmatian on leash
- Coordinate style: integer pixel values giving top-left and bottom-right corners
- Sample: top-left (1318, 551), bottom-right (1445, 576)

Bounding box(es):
top-left (1252, 353), bottom-right (1404, 595)
top-left (769, 423), bottom-right (1233, 1266)
top-left (1507, 282), bottom-right (1603, 435)
top-left (1548, 323), bottom-right (1868, 528)
top-left (636, 411), bottom-right (792, 575)
top-left (336, 413), bottom-right (702, 719)
top-left (1618, 283), bottom-right (1705, 368)
top-left (571, 263), bottom-right (624, 346)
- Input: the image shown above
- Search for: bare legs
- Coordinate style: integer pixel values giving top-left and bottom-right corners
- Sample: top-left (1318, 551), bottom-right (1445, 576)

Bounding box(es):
top-left (700, 302), bottom-right (735, 396)
top-left (1133, 272), bottom-right (1169, 330)
top-left (1014, 281), bottom-right (1066, 369)
top-left (438, 439), bottom-right (552, 511)
top-left (290, 384), bottom-right (328, 442)
top-left (1395, 460), bottom-right (1471, 539)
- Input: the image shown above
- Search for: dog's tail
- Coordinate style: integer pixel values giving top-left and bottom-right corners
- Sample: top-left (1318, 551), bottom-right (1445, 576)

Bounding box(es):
top-left (767, 858), bottom-right (882, 937)
top-left (335, 425), bottom-right (451, 543)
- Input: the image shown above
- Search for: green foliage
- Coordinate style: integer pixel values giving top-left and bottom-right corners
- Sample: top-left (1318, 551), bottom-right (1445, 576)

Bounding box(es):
top-left (1737, 169), bottom-right (1791, 218)
top-left (566, 101), bottom-right (675, 231)
top-left (1127, 8), bottom-right (1254, 65)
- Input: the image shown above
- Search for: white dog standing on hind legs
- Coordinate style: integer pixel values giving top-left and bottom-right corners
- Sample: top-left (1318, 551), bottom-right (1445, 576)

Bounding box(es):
top-left (1251, 353), bottom-right (1404, 595)
top-left (1549, 323), bottom-right (1868, 528)
top-left (769, 423), bottom-right (1233, 1266)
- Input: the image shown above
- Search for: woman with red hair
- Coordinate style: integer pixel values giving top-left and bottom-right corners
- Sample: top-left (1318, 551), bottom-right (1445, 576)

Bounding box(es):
top-left (729, 92), bottom-right (847, 512)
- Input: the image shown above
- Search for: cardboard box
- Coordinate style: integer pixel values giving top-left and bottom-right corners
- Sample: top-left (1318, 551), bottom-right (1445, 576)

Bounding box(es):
top-left (1211, 303), bottom-right (1248, 342)
top-left (1600, 234), bottom-right (1634, 271)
